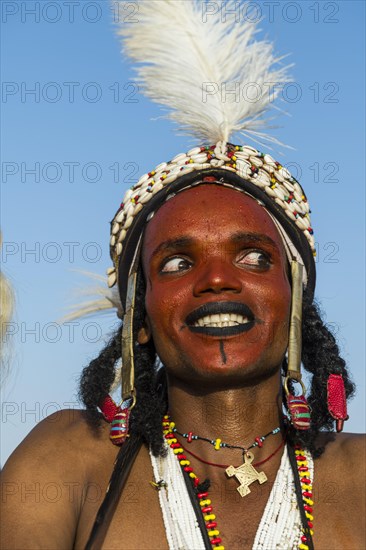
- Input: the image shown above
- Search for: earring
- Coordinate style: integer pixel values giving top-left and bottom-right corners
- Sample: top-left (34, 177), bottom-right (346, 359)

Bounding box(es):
top-left (284, 261), bottom-right (311, 430)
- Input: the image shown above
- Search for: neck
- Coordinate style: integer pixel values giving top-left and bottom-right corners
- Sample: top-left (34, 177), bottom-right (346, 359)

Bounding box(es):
top-left (166, 370), bottom-right (286, 479)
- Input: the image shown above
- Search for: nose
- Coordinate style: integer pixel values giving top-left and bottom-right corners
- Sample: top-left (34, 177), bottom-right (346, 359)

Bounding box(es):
top-left (192, 258), bottom-right (242, 296)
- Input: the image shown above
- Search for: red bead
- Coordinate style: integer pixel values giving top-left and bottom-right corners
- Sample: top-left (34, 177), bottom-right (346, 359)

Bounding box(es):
top-left (301, 535), bottom-right (308, 542)
top-left (187, 431), bottom-right (193, 443)
top-left (170, 443), bottom-right (181, 449)
top-left (210, 537), bottom-right (222, 545)
top-left (296, 455), bottom-right (306, 461)
top-left (194, 477), bottom-right (200, 487)
top-left (255, 436), bottom-right (263, 448)
top-left (308, 521), bottom-right (313, 528)
top-left (164, 434), bottom-right (175, 439)
top-left (301, 478), bottom-right (311, 484)
top-left (198, 492), bottom-right (209, 499)
top-left (304, 505), bottom-right (313, 512)
top-left (302, 491), bottom-right (312, 497)
top-left (184, 466), bottom-right (193, 473)
top-left (177, 454), bottom-right (186, 460)
top-left (298, 466), bottom-right (308, 471)
top-left (206, 522), bottom-right (217, 529)
top-left (202, 506), bottom-right (213, 513)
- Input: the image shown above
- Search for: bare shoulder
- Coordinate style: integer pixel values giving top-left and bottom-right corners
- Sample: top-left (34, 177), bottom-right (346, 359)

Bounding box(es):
top-left (315, 431), bottom-right (365, 495)
top-left (1, 409), bottom-right (118, 549)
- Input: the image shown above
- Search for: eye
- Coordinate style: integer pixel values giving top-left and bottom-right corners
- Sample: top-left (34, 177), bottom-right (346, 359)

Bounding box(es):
top-left (161, 256), bottom-right (192, 273)
top-left (237, 250), bottom-right (271, 269)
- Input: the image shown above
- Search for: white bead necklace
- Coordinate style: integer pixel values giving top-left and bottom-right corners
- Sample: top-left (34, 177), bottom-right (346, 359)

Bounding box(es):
top-left (150, 444), bottom-right (314, 550)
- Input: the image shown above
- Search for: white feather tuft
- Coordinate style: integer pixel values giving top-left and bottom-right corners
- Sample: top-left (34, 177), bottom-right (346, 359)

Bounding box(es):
top-left (116, 0), bottom-right (291, 146)
top-left (59, 271), bottom-right (123, 323)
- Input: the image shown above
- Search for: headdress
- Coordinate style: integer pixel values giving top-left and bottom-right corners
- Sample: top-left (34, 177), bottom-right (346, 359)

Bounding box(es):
top-left (74, 1), bottom-right (348, 434)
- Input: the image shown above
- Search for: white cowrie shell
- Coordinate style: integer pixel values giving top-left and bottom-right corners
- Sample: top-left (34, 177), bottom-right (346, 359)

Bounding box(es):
top-left (108, 272), bottom-right (117, 288)
top-left (115, 209), bottom-right (125, 223)
top-left (264, 186), bottom-right (276, 198)
top-left (134, 203), bottom-right (143, 215)
top-left (283, 180), bottom-right (295, 192)
top-left (278, 167), bottom-right (291, 179)
top-left (285, 208), bottom-right (296, 220)
top-left (187, 147), bottom-right (201, 156)
top-left (274, 170), bottom-right (285, 183)
top-left (140, 191), bottom-right (152, 204)
top-left (117, 229), bottom-right (127, 243)
top-left (124, 188), bottom-right (134, 201)
top-left (242, 145), bottom-right (258, 155)
top-left (106, 267), bottom-right (115, 275)
top-left (124, 216), bottom-right (134, 229)
top-left (171, 153), bottom-right (187, 164)
top-left (262, 163), bottom-right (275, 174)
top-left (136, 173), bottom-right (149, 186)
top-left (155, 162), bottom-right (167, 172)
top-left (111, 222), bottom-right (120, 235)
top-left (296, 218), bottom-right (308, 231)
top-left (191, 153), bottom-right (208, 163)
top-left (263, 154), bottom-right (276, 166)
top-left (153, 182), bottom-right (164, 193)
top-left (273, 186), bottom-right (286, 201)
top-left (125, 203), bottom-right (135, 218)
top-left (249, 156), bottom-right (263, 168)
top-left (116, 242), bottom-right (123, 256)
top-left (110, 235), bottom-right (116, 246)
top-left (162, 174), bottom-right (179, 185)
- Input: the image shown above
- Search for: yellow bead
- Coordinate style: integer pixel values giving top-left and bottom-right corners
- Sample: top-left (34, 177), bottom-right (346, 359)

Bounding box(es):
top-left (305, 512), bottom-right (314, 521)
top-left (208, 530), bottom-right (219, 536)
top-left (170, 438), bottom-right (177, 443)
top-left (215, 546), bottom-right (225, 550)
top-left (150, 171), bottom-right (156, 176)
top-left (169, 422), bottom-right (175, 430)
top-left (310, 530), bottom-right (314, 535)
top-left (204, 514), bottom-right (216, 521)
top-left (235, 146), bottom-right (239, 150)
top-left (180, 460), bottom-right (190, 466)
top-left (161, 174), bottom-right (167, 179)
top-left (232, 155), bottom-right (237, 161)
top-left (214, 438), bottom-right (221, 450)
top-left (173, 448), bottom-right (184, 454)
top-left (302, 484), bottom-right (311, 491)
top-left (304, 498), bottom-right (314, 506)
top-left (299, 545), bottom-right (309, 550)
top-left (200, 499), bottom-right (211, 506)
top-left (189, 472), bottom-right (196, 479)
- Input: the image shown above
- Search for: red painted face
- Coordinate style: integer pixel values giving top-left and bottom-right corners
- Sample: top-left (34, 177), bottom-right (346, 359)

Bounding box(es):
top-left (140, 184), bottom-right (291, 388)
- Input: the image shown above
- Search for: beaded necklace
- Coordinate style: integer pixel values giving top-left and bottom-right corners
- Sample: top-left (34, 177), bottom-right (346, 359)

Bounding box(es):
top-left (152, 415), bottom-right (315, 550)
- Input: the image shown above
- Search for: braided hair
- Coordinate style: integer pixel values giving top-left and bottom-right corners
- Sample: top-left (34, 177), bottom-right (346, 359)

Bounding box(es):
top-left (79, 268), bottom-right (355, 458)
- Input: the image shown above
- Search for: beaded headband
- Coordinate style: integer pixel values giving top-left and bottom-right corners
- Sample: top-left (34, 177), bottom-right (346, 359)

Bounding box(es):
top-left (107, 141), bottom-right (316, 310)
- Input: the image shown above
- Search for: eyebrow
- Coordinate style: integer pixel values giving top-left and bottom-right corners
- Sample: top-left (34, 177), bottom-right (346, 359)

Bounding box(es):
top-left (150, 232), bottom-right (279, 260)
top-left (150, 237), bottom-right (195, 259)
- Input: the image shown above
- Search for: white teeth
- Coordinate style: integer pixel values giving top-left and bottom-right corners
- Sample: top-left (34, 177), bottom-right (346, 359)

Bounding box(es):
top-left (193, 313), bottom-right (249, 328)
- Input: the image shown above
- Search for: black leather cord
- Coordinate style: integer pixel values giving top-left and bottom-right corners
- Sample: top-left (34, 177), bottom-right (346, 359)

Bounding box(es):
top-left (84, 434), bottom-right (142, 550)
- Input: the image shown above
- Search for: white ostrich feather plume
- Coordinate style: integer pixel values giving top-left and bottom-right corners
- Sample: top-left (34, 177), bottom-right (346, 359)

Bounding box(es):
top-left (116, 0), bottom-right (291, 146)
top-left (59, 271), bottom-right (122, 323)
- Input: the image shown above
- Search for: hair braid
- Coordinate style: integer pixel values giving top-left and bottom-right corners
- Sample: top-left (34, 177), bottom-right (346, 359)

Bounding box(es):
top-left (79, 325), bottom-right (122, 425)
top-left (287, 290), bottom-right (355, 456)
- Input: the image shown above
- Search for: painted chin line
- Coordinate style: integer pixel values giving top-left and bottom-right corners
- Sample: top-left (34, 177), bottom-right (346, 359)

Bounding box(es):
top-left (187, 320), bottom-right (256, 338)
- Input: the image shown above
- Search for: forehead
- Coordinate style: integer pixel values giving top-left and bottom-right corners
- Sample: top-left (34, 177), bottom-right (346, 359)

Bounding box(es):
top-left (142, 184), bottom-right (285, 257)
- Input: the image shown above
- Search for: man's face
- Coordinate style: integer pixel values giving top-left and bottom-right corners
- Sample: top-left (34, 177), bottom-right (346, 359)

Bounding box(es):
top-left (140, 184), bottom-right (291, 388)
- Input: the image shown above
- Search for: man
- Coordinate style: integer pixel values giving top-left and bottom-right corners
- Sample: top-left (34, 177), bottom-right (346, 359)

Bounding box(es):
top-left (1, 167), bottom-right (364, 549)
top-left (1, 2), bottom-right (365, 548)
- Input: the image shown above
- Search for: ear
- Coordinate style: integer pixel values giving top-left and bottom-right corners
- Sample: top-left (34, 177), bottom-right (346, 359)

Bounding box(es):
top-left (137, 316), bottom-right (152, 344)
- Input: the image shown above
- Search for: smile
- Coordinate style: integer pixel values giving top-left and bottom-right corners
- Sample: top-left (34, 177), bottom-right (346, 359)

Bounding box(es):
top-left (185, 301), bottom-right (255, 337)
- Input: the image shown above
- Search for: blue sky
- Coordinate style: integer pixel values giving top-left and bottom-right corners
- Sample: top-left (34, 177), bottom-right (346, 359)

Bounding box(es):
top-left (1, 0), bottom-right (365, 465)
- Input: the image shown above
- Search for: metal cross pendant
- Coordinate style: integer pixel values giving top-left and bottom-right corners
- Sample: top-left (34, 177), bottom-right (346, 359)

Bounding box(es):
top-left (226, 451), bottom-right (267, 497)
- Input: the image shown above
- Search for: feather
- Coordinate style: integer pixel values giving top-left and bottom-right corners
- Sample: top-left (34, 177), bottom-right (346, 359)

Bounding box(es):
top-left (116, 0), bottom-right (291, 146)
top-left (59, 270), bottom-right (123, 323)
